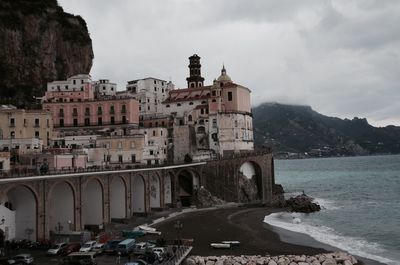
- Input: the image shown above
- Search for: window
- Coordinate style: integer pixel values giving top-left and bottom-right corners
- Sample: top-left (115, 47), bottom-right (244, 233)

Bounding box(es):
top-left (149, 122), bottom-right (152, 127)
top-left (65, 85), bottom-right (68, 89)
top-left (131, 154), bottom-right (136, 163)
top-left (97, 106), bottom-right (102, 115)
top-left (228, 91), bottom-right (233, 101)
top-left (35, 131), bottom-right (39, 138)
top-left (121, 105), bottom-right (126, 113)
top-left (197, 126), bottom-right (205, 134)
top-left (212, 90), bottom-right (216, 96)
top-left (81, 79), bottom-right (84, 84)
top-left (24, 119), bottom-right (27, 126)
top-left (110, 116), bottom-right (115, 124)
top-left (10, 131), bottom-right (15, 139)
top-left (10, 118), bottom-right (15, 127)
top-left (177, 103), bottom-right (181, 107)
top-left (98, 117), bottom-right (102, 125)
top-left (188, 115), bottom-right (192, 122)
top-left (160, 130), bottom-right (163, 136)
top-left (59, 109), bottom-right (64, 117)
top-left (84, 118), bottom-right (90, 126)
top-left (110, 105), bottom-right (115, 114)
top-left (166, 105), bottom-right (170, 108)
top-left (147, 99), bottom-right (150, 103)
top-left (72, 108), bottom-right (78, 116)
top-left (212, 119), bottom-right (217, 128)
top-left (59, 119), bottom-right (64, 127)
top-left (118, 155), bottom-right (123, 163)
top-left (147, 106), bottom-right (150, 111)
top-left (235, 120), bottom-right (238, 127)
top-left (85, 107), bottom-right (90, 115)
top-left (73, 119), bottom-right (78, 127)
top-left (189, 102), bottom-right (194, 105)
top-left (122, 116), bottom-right (127, 123)
top-left (73, 80), bottom-right (76, 85)
top-left (212, 99), bottom-right (216, 102)
top-left (153, 130), bottom-right (156, 136)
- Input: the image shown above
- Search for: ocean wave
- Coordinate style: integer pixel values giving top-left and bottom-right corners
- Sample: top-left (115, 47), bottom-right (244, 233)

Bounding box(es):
top-left (313, 197), bottom-right (341, 211)
top-left (264, 212), bottom-right (398, 265)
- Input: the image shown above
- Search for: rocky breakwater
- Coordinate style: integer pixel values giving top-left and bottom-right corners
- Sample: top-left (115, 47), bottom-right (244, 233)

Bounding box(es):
top-left (184, 252), bottom-right (358, 265)
top-left (286, 194), bottom-right (321, 213)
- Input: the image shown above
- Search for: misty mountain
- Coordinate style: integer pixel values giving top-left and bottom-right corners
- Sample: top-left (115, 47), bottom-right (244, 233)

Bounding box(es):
top-left (252, 103), bottom-right (400, 156)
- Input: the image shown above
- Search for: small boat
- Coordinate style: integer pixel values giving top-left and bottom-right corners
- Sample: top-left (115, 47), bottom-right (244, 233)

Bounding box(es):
top-left (138, 225), bottom-right (161, 235)
top-left (210, 243), bottom-right (231, 249)
top-left (221, 241), bottom-right (240, 246)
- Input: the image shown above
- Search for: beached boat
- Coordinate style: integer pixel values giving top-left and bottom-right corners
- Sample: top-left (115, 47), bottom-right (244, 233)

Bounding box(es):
top-left (210, 243), bottom-right (231, 249)
top-left (138, 225), bottom-right (162, 235)
top-left (221, 241), bottom-right (240, 246)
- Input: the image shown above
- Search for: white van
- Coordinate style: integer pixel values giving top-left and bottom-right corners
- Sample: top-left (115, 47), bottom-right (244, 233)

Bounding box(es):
top-left (116, 239), bottom-right (136, 255)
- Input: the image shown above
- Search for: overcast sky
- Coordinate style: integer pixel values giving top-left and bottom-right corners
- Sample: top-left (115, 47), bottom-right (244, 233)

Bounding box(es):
top-left (58, 0), bottom-right (400, 127)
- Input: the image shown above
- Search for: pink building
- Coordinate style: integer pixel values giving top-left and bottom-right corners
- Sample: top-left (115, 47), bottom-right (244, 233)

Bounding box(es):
top-left (42, 74), bottom-right (139, 129)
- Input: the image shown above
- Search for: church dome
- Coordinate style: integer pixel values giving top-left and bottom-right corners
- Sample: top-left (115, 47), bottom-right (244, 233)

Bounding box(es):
top-left (217, 65), bottom-right (232, 82)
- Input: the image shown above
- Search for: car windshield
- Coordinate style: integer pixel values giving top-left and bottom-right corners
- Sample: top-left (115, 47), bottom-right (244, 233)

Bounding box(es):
top-left (50, 245), bottom-right (60, 249)
top-left (83, 244), bottom-right (92, 248)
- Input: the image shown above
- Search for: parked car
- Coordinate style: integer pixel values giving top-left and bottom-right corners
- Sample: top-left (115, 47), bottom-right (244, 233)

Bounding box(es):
top-left (64, 251), bottom-right (97, 265)
top-left (7, 254), bottom-right (34, 264)
top-left (47, 242), bottom-right (68, 256)
top-left (104, 240), bottom-right (121, 255)
top-left (152, 247), bottom-right (165, 262)
top-left (92, 243), bottom-right (105, 255)
top-left (124, 260), bottom-right (147, 265)
top-left (133, 242), bottom-right (147, 255)
top-left (116, 239), bottom-right (136, 256)
top-left (60, 242), bottom-right (82, 256)
top-left (79, 241), bottom-right (97, 252)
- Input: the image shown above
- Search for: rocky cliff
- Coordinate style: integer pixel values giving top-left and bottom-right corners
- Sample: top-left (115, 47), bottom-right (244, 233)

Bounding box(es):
top-left (0, 0), bottom-right (93, 107)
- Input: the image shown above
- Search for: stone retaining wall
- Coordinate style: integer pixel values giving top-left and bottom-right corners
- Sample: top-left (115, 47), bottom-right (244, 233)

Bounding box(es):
top-left (183, 252), bottom-right (358, 265)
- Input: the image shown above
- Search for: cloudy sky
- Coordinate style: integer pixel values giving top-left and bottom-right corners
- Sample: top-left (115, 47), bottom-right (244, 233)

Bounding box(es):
top-left (58, 0), bottom-right (400, 126)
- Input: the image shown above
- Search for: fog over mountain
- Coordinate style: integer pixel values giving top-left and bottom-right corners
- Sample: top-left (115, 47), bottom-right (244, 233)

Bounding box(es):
top-left (59, 0), bottom-right (400, 126)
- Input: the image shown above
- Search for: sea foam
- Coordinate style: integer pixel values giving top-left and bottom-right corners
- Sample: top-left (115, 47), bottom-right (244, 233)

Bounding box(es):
top-left (264, 212), bottom-right (398, 265)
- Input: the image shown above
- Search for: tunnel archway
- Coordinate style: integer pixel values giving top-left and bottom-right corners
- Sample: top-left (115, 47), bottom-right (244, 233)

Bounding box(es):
top-left (131, 175), bottom-right (146, 213)
top-left (177, 169), bottom-right (200, 207)
top-left (110, 176), bottom-right (126, 219)
top-left (3, 185), bottom-right (37, 241)
top-left (83, 178), bottom-right (103, 226)
top-left (164, 172), bottom-right (173, 205)
top-left (49, 181), bottom-right (75, 234)
top-left (149, 174), bottom-right (161, 209)
top-left (239, 161), bottom-right (263, 202)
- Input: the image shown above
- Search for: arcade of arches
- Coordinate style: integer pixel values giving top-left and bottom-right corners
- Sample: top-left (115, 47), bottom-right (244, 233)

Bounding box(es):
top-left (0, 154), bottom-right (274, 241)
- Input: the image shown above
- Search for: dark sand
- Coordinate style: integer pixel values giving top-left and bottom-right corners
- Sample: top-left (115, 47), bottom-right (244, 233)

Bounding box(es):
top-left (152, 206), bottom-right (327, 256)
top-left (149, 206), bottom-right (384, 265)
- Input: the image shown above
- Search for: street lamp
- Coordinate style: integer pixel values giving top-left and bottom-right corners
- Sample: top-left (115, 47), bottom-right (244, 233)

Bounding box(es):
top-left (55, 222), bottom-right (63, 243)
top-left (174, 220), bottom-right (183, 248)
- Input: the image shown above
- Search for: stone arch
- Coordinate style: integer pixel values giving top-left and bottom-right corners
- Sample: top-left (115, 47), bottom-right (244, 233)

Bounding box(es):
top-left (1, 184), bottom-right (38, 241)
top-left (164, 171), bottom-right (174, 205)
top-left (110, 176), bottom-right (127, 219)
top-left (131, 175), bottom-right (146, 213)
top-left (238, 161), bottom-right (263, 201)
top-left (176, 168), bottom-right (200, 206)
top-left (83, 178), bottom-right (104, 226)
top-left (48, 181), bottom-right (75, 234)
top-left (149, 173), bottom-right (161, 209)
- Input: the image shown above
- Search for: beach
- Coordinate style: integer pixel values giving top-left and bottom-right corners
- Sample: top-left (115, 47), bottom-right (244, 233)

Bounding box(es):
top-left (147, 206), bottom-right (384, 265)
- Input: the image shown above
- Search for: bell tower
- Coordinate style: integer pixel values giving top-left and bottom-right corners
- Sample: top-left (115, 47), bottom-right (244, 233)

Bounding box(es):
top-left (186, 54), bottom-right (205, 88)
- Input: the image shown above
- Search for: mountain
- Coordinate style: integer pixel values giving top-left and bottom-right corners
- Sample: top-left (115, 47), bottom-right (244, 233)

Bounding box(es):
top-left (252, 103), bottom-right (400, 157)
top-left (0, 0), bottom-right (93, 108)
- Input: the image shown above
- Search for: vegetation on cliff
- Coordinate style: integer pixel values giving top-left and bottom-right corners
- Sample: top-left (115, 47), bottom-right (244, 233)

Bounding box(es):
top-left (0, 0), bottom-right (93, 108)
top-left (253, 102), bottom-right (400, 156)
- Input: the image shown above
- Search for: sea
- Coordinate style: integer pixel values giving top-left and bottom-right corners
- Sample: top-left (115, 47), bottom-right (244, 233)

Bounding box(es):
top-left (264, 155), bottom-right (400, 265)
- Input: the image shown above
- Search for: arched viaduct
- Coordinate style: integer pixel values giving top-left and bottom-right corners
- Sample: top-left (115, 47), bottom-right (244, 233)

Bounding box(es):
top-left (0, 153), bottom-right (274, 242)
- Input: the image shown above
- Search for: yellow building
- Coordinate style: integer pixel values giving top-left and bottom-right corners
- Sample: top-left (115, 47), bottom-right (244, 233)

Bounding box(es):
top-left (0, 105), bottom-right (53, 150)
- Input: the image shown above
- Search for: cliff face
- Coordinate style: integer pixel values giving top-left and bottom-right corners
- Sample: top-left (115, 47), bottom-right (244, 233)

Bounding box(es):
top-left (0, 0), bottom-right (94, 107)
